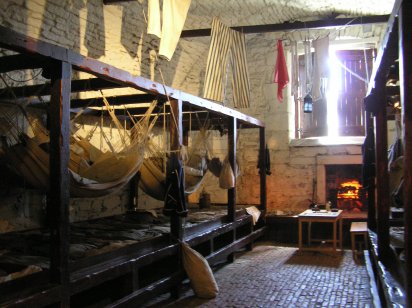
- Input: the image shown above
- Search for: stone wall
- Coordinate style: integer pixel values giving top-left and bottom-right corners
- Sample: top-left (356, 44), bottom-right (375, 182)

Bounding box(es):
top-left (0, 0), bottom-right (378, 227)
top-left (0, 187), bottom-right (128, 233)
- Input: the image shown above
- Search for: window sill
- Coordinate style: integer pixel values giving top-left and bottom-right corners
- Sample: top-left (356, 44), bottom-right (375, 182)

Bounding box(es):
top-left (290, 136), bottom-right (365, 147)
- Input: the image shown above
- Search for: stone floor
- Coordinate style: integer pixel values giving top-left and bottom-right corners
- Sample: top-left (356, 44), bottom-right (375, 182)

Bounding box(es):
top-left (143, 242), bottom-right (376, 308)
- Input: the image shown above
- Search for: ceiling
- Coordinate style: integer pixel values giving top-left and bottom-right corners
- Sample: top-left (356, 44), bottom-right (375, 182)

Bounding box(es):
top-left (184, 0), bottom-right (395, 31)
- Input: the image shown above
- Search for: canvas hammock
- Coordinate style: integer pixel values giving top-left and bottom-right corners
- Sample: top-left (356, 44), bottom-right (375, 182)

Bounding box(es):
top-left (0, 97), bottom-right (159, 197)
top-left (138, 112), bottom-right (210, 200)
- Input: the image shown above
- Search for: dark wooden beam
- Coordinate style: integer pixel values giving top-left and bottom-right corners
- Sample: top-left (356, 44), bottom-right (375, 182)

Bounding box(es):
top-left (70, 93), bottom-right (156, 108)
top-left (399, 1), bottom-right (412, 306)
top-left (227, 118), bottom-right (238, 263)
top-left (374, 79), bottom-right (390, 263)
top-left (0, 78), bottom-right (128, 99)
top-left (47, 60), bottom-right (71, 306)
top-left (106, 271), bottom-right (185, 307)
top-left (365, 111), bottom-right (376, 232)
top-left (168, 98), bottom-right (184, 299)
top-left (259, 127), bottom-right (267, 220)
top-left (181, 15), bottom-right (390, 38)
top-left (0, 54), bottom-right (48, 73)
top-left (227, 117), bottom-right (237, 223)
top-left (168, 98), bottom-right (185, 240)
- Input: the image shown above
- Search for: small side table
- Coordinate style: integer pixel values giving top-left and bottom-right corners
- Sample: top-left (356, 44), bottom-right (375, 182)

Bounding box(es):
top-left (298, 209), bottom-right (343, 253)
top-left (350, 222), bottom-right (368, 261)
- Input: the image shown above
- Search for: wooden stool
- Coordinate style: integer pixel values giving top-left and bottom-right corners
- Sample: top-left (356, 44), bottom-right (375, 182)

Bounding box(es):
top-left (350, 222), bottom-right (368, 261)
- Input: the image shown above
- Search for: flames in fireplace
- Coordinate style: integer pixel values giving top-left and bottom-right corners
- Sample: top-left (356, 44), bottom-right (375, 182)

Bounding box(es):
top-left (337, 180), bottom-right (361, 200)
top-left (336, 179), bottom-right (364, 211)
top-left (326, 164), bottom-right (365, 211)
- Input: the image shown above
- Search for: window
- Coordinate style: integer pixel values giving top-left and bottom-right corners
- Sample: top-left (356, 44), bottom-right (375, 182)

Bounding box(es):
top-left (296, 48), bottom-right (375, 139)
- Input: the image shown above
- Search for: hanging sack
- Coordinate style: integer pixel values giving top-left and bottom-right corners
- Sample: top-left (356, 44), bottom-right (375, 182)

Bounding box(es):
top-left (219, 157), bottom-right (235, 189)
top-left (181, 242), bottom-right (219, 299)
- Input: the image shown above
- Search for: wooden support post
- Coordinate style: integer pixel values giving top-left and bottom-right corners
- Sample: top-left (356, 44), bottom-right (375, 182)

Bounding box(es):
top-left (47, 60), bottom-right (71, 307)
top-left (227, 117), bottom-right (237, 223)
top-left (365, 111), bottom-right (376, 231)
top-left (399, 2), bottom-right (412, 306)
top-left (168, 98), bottom-right (183, 298)
top-left (227, 117), bottom-right (237, 263)
top-left (259, 127), bottom-right (267, 223)
top-left (374, 82), bottom-right (390, 263)
top-left (168, 98), bottom-right (184, 241)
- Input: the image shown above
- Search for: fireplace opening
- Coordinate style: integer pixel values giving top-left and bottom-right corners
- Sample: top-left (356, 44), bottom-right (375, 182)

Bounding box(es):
top-left (326, 164), bottom-right (366, 212)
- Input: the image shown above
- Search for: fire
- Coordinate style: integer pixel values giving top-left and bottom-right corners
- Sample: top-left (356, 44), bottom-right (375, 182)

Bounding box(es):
top-left (337, 180), bottom-right (362, 199)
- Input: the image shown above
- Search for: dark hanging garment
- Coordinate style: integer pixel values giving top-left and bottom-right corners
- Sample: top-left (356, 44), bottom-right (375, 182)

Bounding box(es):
top-left (265, 145), bottom-right (271, 175)
top-left (164, 157), bottom-right (188, 217)
top-left (258, 144), bottom-right (271, 175)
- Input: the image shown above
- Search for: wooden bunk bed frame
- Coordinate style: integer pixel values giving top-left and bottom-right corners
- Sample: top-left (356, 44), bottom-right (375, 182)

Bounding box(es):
top-left (363, 0), bottom-right (411, 307)
top-left (0, 25), bottom-right (267, 306)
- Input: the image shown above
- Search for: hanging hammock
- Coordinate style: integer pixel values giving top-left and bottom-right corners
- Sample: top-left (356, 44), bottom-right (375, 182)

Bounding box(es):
top-left (0, 97), bottom-right (159, 197)
top-left (138, 113), bottom-right (210, 200)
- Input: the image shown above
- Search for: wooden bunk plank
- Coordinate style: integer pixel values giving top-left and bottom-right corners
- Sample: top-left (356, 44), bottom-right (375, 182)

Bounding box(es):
top-left (69, 235), bottom-right (170, 272)
top-left (0, 25), bottom-right (264, 128)
top-left (185, 215), bottom-right (253, 246)
top-left (368, 232), bottom-right (405, 307)
top-left (105, 271), bottom-right (185, 308)
top-left (0, 284), bottom-right (62, 308)
top-left (70, 244), bottom-right (179, 295)
top-left (205, 227), bottom-right (266, 265)
top-left (399, 1), bottom-right (412, 306)
top-left (0, 271), bottom-right (51, 305)
top-left (47, 60), bottom-right (72, 305)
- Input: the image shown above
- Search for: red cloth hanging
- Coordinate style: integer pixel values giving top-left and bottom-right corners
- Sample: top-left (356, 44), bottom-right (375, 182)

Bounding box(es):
top-left (274, 40), bottom-right (289, 102)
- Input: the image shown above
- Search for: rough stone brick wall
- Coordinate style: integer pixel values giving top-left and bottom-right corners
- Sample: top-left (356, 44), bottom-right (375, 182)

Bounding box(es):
top-left (0, 187), bottom-right (128, 233)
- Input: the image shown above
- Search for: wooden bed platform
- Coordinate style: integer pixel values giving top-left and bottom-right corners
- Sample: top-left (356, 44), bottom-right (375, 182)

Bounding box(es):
top-left (0, 25), bottom-right (267, 306)
top-left (363, 0), bottom-right (411, 306)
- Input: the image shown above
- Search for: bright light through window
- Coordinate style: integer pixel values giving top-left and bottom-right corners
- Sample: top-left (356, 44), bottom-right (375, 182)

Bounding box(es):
top-left (327, 49), bottom-right (341, 137)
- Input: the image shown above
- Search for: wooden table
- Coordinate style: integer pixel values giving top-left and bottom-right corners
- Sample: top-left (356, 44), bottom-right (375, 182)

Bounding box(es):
top-left (298, 209), bottom-right (343, 253)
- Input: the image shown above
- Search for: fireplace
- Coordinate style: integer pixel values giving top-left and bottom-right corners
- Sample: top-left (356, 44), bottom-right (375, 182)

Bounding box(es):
top-left (316, 155), bottom-right (364, 211)
top-left (326, 164), bottom-right (365, 211)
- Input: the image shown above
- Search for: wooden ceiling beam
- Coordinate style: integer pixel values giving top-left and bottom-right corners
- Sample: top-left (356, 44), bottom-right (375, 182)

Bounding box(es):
top-left (69, 93), bottom-right (157, 108)
top-left (0, 54), bottom-right (47, 73)
top-left (181, 15), bottom-right (389, 38)
top-left (0, 78), bottom-right (129, 98)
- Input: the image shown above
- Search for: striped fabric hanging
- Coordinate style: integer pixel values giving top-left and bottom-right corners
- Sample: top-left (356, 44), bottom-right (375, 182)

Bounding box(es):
top-left (203, 18), bottom-right (251, 108)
